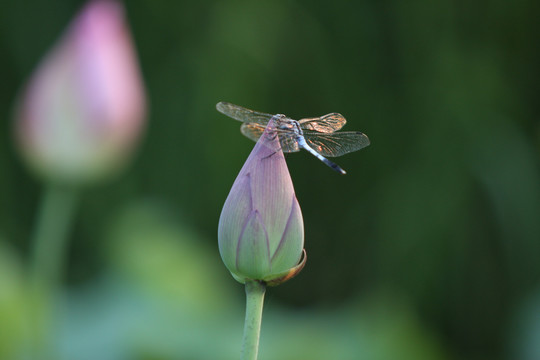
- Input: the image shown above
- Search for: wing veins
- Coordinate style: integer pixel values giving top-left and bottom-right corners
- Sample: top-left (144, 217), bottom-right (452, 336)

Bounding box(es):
top-left (303, 131), bottom-right (370, 157)
top-left (298, 113), bottom-right (347, 133)
top-left (216, 101), bottom-right (274, 125)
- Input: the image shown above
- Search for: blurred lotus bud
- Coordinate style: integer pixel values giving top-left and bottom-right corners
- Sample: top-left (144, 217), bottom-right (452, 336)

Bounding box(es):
top-left (14, 0), bottom-right (147, 184)
top-left (218, 119), bottom-right (306, 285)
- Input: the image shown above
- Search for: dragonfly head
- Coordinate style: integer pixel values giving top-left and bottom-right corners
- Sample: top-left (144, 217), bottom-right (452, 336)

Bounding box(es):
top-left (271, 114), bottom-right (298, 132)
top-left (270, 114), bottom-right (287, 122)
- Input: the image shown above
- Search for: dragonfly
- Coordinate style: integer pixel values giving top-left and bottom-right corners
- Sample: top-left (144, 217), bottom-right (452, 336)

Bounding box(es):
top-left (216, 101), bottom-right (370, 174)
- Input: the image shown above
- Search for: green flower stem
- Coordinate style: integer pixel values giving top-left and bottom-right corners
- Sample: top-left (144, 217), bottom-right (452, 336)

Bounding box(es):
top-left (242, 280), bottom-right (267, 360)
top-left (28, 183), bottom-right (78, 359)
top-left (30, 183), bottom-right (78, 290)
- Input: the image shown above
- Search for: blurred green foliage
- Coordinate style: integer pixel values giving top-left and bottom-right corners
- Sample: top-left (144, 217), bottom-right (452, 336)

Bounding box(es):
top-left (1, 0), bottom-right (539, 359)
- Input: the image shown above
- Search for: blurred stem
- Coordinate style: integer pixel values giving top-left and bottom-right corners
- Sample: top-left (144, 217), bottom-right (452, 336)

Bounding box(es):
top-left (242, 280), bottom-right (266, 360)
top-left (28, 183), bottom-right (78, 359)
top-left (30, 183), bottom-right (78, 291)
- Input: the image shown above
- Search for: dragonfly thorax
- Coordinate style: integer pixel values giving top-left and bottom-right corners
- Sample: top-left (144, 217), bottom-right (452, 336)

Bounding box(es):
top-left (272, 115), bottom-right (303, 136)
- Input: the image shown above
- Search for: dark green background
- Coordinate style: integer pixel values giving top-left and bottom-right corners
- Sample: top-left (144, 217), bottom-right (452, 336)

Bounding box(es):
top-left (1, 1), bottom-right (539, 359)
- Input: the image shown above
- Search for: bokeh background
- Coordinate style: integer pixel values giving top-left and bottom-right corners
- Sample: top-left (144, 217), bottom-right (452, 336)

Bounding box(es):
top-left (1, 0), bottom-right (540, 359)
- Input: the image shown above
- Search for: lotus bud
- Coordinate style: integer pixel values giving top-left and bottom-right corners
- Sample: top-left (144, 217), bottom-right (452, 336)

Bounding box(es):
top-left (218, 118), bottom-right (306, 285)
top-left (14, 0), bottom-right (147, 184)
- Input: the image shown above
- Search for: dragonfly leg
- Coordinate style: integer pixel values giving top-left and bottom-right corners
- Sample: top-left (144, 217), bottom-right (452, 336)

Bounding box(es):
top-left (262, 150), bottom-right (282, 160)
top-left (264, 131), bottom-right (280, 142)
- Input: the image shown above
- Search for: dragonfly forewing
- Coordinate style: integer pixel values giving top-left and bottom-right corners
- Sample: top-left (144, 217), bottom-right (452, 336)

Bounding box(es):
top-left (216, 102), bottom-right (274, 126)
top-left (298, 113), bottom-right (347, 133)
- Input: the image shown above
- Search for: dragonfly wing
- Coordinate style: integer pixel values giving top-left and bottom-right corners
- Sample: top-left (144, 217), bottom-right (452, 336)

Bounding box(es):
top-left (217, 102), bottom-right (274, 125)
top-left (240, 123), bottom-right (300, 153)
top-left (240, 123), bottom-right (266, 143)
top-left (279, 133), bottom-right (300, 153)
top-left (303, 131), bottom-right (370, 157)
top-left (298, 113), bottom-right (347, 133)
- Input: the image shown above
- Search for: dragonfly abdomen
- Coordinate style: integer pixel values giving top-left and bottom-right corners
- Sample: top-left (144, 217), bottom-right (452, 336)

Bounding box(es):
top-left (296, 136), bottom-right (346, 175)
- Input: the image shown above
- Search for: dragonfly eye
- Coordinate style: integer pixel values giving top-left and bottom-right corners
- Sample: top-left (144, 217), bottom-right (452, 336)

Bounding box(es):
top-left (278, 123), bottom-right (293, 130)
top-left (270, 114), bottom-right (287, 126)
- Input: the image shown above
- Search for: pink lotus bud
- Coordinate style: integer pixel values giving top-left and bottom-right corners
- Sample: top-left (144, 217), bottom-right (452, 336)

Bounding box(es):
top-left (14, 0), bottom-right (147, 184)
top-left (218, 119), bottom-right (306, 285)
